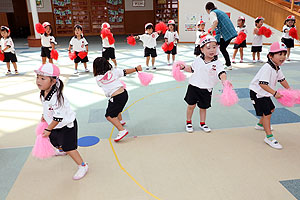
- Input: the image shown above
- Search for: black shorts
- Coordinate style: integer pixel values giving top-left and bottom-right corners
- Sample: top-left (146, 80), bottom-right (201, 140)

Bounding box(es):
top-left (165, 45), bottom-right (177, 55)
top-left (105, 90), bottom-right (128, 118)
top-left (102, 47), bottom-right (116, 60)
top-left (233, 40), bottom-right (247, 49)
top-left (41, 46), bottom-right (51, 58)
top-left (144, 47), bottom-right (157, 57)
top-left (194, 45), bottom-right (202, 56)
top-left (184, 84), bottom-right (212, 109)
top-left (3, 52), bottom-right (17, 62)
top-left (251, 46), bottom-right (262, 52)
top-left (250, 90), bottom-right (275, 116)
top-left (74, 51), bottom-right (89, 63)
top-left (49, 119), bottom-right (78, 152)
top-left (281, 38), bottom-right (294, 48)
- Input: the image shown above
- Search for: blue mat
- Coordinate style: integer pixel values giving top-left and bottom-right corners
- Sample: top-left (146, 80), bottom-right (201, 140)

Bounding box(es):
top-left (78, 136), bottom-right (100, 147)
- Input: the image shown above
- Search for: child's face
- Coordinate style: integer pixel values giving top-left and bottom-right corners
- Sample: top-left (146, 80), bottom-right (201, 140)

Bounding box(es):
top-left (168, 25), bottom-right (174, 31)
top-left (201, 42), bottom-right (218, 59)
top-left (287, 20), bottom-right (294, 27)
top-left (270, 51), bottom-right (287, 66)
top-left (198, 24), bottom-right (205, 30)
top-left (237, 19), bottom-right (244, 27)
top-left (45, 26), bottom-right (52, 35)
top-left (74, 28), bottom-right (82, 36)
top-left (36, 75), bottom-right (55, 91)
top-left (1, 31), bottom-right (9, 38)
top-left (256, 20), bottom-right (264, 28)
top-left (146, 28), bottom-right (153, 34)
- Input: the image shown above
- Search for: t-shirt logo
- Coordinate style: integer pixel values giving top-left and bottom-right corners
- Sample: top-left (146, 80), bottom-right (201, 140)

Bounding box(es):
top-left (152, 34), bottom-right (155, 38)
top-left (211, 65), bottom-right (216, 71)
top-left (81, 41), bottom-right (84, 48)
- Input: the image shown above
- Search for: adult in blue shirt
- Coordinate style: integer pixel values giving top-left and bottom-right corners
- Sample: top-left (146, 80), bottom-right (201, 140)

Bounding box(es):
top-left (206, 2), bottom-right (237, 70)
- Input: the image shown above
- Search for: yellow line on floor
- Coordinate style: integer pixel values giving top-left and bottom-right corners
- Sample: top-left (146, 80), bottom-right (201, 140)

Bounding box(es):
top-left (108, 85), bottom-right (184, 200)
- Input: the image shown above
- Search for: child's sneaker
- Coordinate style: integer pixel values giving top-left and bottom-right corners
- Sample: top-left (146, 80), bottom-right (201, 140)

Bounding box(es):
top-left (152, 66), bottom-right (156, 70)
top-left (225, 65), bottom-right (232, 70)
top-left (255, 123), bottom-right (273, 131)
top-left (199, 124), bottom-right (211, 133)
top-left (258, 60), bottom-right (264, 63)
top-left (6, 70), bottom-right (11, 75)
top-left (232, 58), bottom-right (236, 63)
top-left (186, 123), bottom-right (193, 133)
top-left (120, 120), bottom-right (126, 126)
top-left (55, 149), bottom-right (67, 156)
top-left (73, 163), bottom-right (88, 180)
top-left (264, 137), bottom-right (282, 149)
top-left (74, 69), bottom-right (78, 74)
top-left (252, 60), bottom-right (256, 63)
top-left (240, 59), bottom-right (244, 63)
top-left (85, 68), bottom-right (89, 72)
top-left (146, 66), bottom-right (150, 70)
top-left (15, 70), bottom-right (19, 74)
top-left (114, 129), bottom-right (128, 142)
top-left (167, 60), bottom-right (171, 65)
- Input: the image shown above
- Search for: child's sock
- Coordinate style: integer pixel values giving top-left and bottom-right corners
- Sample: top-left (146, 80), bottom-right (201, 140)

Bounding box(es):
top-left (81, 162), bottom-right (86, 167)
top-left (266, 134), bottom-right (274, 141)
top-left (186, 120), bottom-right (192, 124)
top-left (200, 122), bottom-right (205, 126)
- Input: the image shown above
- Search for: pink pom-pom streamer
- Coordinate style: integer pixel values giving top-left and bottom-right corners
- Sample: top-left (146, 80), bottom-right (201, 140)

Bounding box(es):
top-left (120, 80), bottom-right (126, 89)
top-left (277, 88), bottom-right (298, 107)
top-left (127, 35), bottom-right (136, 46)
top-left (138, 72), bottom-right (153, 86)
top-left (295, 90), bottom-right (300, 104)
top-left (78, 51), bottom-right (88, 59)
top-left (35, 23), bottom-right (45, 34)
top-left (0, 51), bottom-right (4, 61)
top-left (172, 61), bottom-right (186, 82)
top-left (289, 27), bottom-right (298, 40)
top-left (220, 80), bottom-right (239, 106)
top-left (69, 52), bottom-right (77, 60)
top-left (32, 121), bottom-right (55, 159)
top-left (155, 22), bottom-right (168, 34)
top-left (234, 32), bottom-right (246, 45)
top-left (50, 49), bottom-right (58, 60)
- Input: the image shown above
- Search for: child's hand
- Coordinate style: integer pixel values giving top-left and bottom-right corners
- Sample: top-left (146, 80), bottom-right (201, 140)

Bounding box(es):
top-left (157, 30), bottom-right (162, 34)
top-left (42, 129), bottom-right (51, 137)
top-left (41, 115), bottom-right (45, 122)
top-left (136, 65), bottom-right (142, 71)
top-left (274, 91), bottom-right (283, 99)
top-left (134, 36), bottom-right (138, 39)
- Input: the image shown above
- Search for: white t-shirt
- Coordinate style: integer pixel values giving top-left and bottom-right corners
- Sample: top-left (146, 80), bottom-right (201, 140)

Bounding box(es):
top-left (249, 61), bottom-right (285, 98)
top-left (195, 30), bottom-right (206, 45)
top-left (209, 11), bottom-right (218, 24)
top-left (102, 34), bottom-right (115, 48)
top-left (96, 68), bottom-right (125, 97)
top-left (69, 36), bottom-right (88, 52)
top-left (0, 37), bottom-right (15, 53)
top-left (252, 28), bottom-right (263, 46)
top-left (138, 32), bottom-right (159, 49)
top-left (41, 87), bottom-right (76, 129)
top-left (164, 30), bottom-right (179, 45)
top-left (236, 26), bottom-right (247, 34)
top-left (189, 56), bottom-right (225, 91)
top-left (41, 34), bottom-right (57, 47)
top-left (282, 25), bottom-right (295, 39)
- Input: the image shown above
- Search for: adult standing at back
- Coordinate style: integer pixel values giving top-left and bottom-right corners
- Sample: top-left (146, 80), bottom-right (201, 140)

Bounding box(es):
top-left (205, 2), bottom-right (237, 70)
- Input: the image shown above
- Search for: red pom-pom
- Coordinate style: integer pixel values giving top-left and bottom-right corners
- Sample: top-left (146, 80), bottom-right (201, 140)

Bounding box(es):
top-left (258, 26), bottom-right (272, 38)
top-left (234, 32), bottom-right (247, 45)
top-left (168, 42), bottom-right (174, 51)
top-left (162, 42), bottom-right (169, 52)
top-left (289, 27), bottom-right (298, 40)
top-left (0, 51), bottom-right (4, 61)
top-left (68, 52), bottom-right (77, 60)
top-left (35, 23), bottom-right (45, 34)
top-left (127, 35), bottom-right (136, 46)
top-left (155, 22), bottom-right (168, 34)
top-left (107, 34), bottom-right (115, 45)
top-left (50, 49), bottom-right (58, 60)
top-left (208, 28), bottom-right (216, 36)
top-left (78, 51), bottom-right (88, 59)
top-left (101, 28), bottom-right (110, 38)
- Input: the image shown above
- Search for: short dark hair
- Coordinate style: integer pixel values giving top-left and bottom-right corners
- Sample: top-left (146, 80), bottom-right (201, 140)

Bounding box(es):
top-left (146, 24), bottom-right (154, 30)
top-left (74, 24), bottom-right (83, 31)
top-left (93, 57), bottom-right (113, 76)
top-left (255, 19), bottom-right (263, 24)
top-left (268, 51), bottom-right (287, 58)
top-left (1, 26), bottom-right (9, 33)
top-left (205, 2), bottom-right (216, 10)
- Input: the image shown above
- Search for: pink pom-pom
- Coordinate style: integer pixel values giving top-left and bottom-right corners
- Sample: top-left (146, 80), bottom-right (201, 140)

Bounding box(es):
top-left (101, 28), bottom-right (110, 38)
top-left (78, 51), bottom-right (88, 59)
top-left (172, 61), bottom-right (186, 82)
top-left (0, 51), bottom-right (4, 61)
top-left (32, 121), bottom-right (55, 159)
top-left (69, 52), bottom-right (77, 60)
top-left (220, 80), bottom-right (239, 106)
top-left (127, 35), bottom-right (136, 46)
top-left (120, 80), bottom-right (126, 89)
top-left (138, 72), bottom-right (153, 86)
top-left (168, 42), bottom-right (174, 51)
top-left (50, 49), bottom-right (58, 60)
top-left (208, 28), bottom-right (216, 36)
top-left (155, 22), bottom-right (168, 34)
top-left (35, 23), bottom-right (45, 34)
top-left (234, 32), bottom-right (246, 45)
top-left (295, 90), bottom-right (300, 104)
top-left (277, 88), bottom-right (298, 107)
top-left (289, 27), bottom-right (298, 40)
top-left (162, 42), bottom-right (169, 52)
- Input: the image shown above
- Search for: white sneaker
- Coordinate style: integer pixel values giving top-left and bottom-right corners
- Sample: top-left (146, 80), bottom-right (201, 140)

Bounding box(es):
top-left (240, 59), bottom-right (244, 63)
top-left (225, 65), bottom-right (232, 70)
top-left (6, 70), bottom-right (11, 75)
top-left (252, 60), bottom-right (257, 63)
top-left (152, 66), bottom-right (156, 70)
top-left (146, 66), bottom-right (150, 70)
top-left (232, 58), bottom-right (236, 63)
top-left (199, 124), bottom-right (211, 133)
top-left (120, 120), bottom-right (126, 126)
top-left (73, 163), bottom-right (88, 180)
top-left (167, 60), bottom-right (171, 65)
top-left (114, 129), bottom-right (129, 142)
top-left (55, 149), bottom-right (67, 156)
top-left (254, 124), bottom-right (273, 131)
top-left (264, 137), bottom-right (282, 149)
top-left (85, 68), bottom-right (89, 72)
top-left (74, 70), bottom-right (78, 74)
top-left (186, 124), bottom-right (193, 133)
top-left (258, 60), bottom-right (264, 63)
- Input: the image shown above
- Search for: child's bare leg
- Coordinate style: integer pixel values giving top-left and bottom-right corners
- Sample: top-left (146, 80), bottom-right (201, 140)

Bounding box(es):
top-left (12, 62), bottom-right (18, 71)
top-left (49, 58), bottom-right (53, 64)
top-left (75, 63), bottom-right (78, 70)
top-left (287, 48), bottom-right (291, 59)
top-left (106, 116), bottom-right (124, 131)
top-left (151, 57), bottom-right (155, 66)
top-left (262, 114), bottom-right (272, 136)
top-left (67, 150), bottom-right (84, 165)
top-left (199, 108), bottom-right (207, 123)
top-left (117, 113), bottom-right (122, 121)
top-left (42, 57), bottom-right (47, 64)
top-left (167, 54), bottom-right (170, 62)
top-left (257, 52), bottom-right (260, 61)
top-left (6, 62), bottom-right (11, 71)
top-left (83, 62), bottom-right (87, 69)
top-left (239, 48), bottom-right (244, 60)
top-left (186, 104), bottom-right (196, 121)
top-left (146, 56), bottom-right (150, 67)
top-left (112, 59), bottom-right (117, 67)
top-left (232, 49), bottom-right (238, 59)
top-left (252, 52), bottom-right (256, 60)
top-left (172, 54), bottom-right (175, 62)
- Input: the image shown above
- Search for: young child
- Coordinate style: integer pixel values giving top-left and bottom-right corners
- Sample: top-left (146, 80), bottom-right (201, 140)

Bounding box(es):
top-left (249, 42), bottom-right (290, 149)
top-left (164, 20), bottom-right (179, 65)
top-left (232, 16), bottom-right (247, 63)
top-left (35, 63), bottom-right (88, 180)
top-left (68, 24), bottom-right (89, 74)
top-left (181, 35), bottom-right (228, 133)
top-left (93, 57), bottom-right (142, 142)
top-left (194, 20), bottom-right (207, 57)
top-left (251, 17), bottom-right (264, 63)
top-left (101, 22), bottom-right (117, 67)
top-left (0, 26), bottom-right (18, 75)
top-left (135, 23), bottom-right (159, 70)
top-left (281, 15), bottom-right (296, 61)
top-left (40, 22), bottom-right (57, 64)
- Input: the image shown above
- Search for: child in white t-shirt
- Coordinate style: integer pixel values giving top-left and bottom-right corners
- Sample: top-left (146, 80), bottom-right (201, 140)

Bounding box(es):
top-left (181, 35), bottom-right (228, 133)
top-left (68, 24), bottom-right (89, 74)
top-left (232, 16), bottom-right (247, 63)
top-left (93, 57), bottom-right (142, 142)
top-left (281, 15), bottom-right (297, 61)
top-left (101, 22), bottom-right (117, 67)
top-left (251, 17), bottom-right (264, 63)
top-left (194, 20), bottom-right (207, 57)
top-left (164, 20), bottom-right (179, 65)
top-left (40, 22), bottom-right (57, 64)
top-left (249, 42), bottom-right (290, 149)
